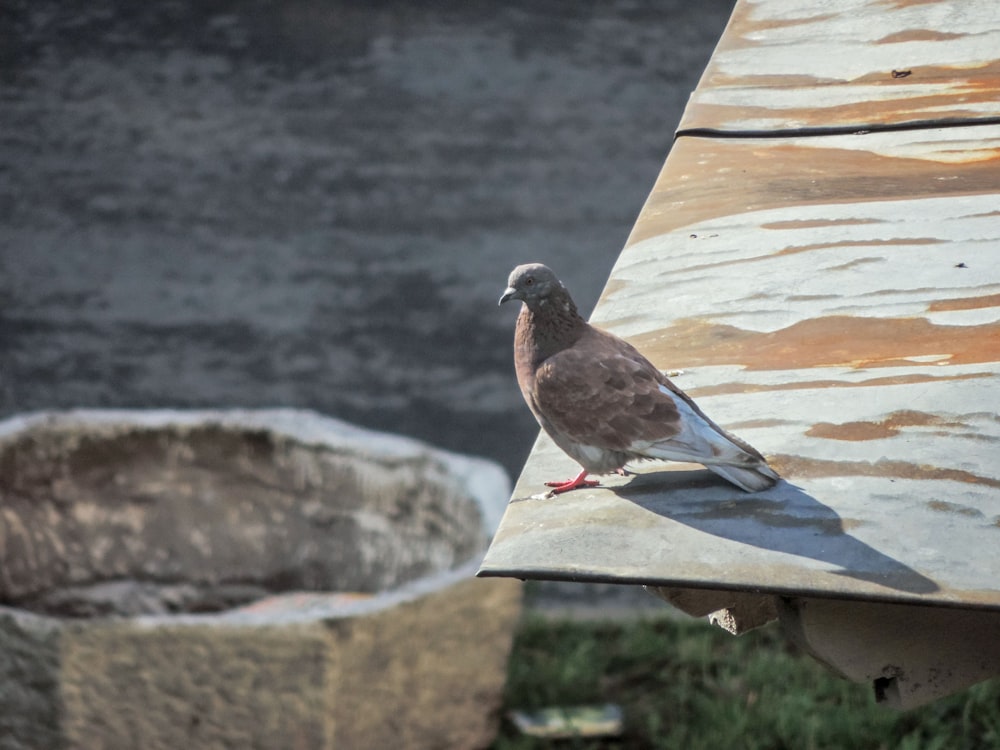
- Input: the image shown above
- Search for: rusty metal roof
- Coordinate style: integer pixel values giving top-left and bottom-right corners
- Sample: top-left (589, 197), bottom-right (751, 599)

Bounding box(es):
top-left (480, 0), bottom-right (1000, 612)
top-left (679, 0), bottom-right (1000, 135)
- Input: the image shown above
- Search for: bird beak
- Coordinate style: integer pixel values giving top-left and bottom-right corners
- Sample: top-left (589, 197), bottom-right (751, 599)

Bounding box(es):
top-left (498, 287), bottom-right (519, 306)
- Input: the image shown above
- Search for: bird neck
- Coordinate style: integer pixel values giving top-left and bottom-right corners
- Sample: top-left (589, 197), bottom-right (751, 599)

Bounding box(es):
top-left (516, 290), bottom-right (587, 362)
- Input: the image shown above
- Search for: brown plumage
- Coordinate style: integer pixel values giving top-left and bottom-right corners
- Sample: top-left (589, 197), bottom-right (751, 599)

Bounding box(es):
top-left (499, 263), bottom-right (780, 493)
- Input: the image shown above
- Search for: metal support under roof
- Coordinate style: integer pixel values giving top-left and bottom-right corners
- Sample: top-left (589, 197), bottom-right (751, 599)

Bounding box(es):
top-left (480, 0), bottom-right (1000, 709)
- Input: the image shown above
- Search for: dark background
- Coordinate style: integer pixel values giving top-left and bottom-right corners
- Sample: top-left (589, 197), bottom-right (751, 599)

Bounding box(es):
top-left (1, 0), bottom-right (735, 481)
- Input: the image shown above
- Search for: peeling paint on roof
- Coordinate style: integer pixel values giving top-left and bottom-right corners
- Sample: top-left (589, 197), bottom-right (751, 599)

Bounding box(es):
top-left (681, 0), bottom-right (1000, 133)
top-left (627, 128), bottom-right (1000, 244)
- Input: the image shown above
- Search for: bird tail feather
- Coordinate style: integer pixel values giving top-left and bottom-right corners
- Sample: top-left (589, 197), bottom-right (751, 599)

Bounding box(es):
top-left (705, 462), bottom-right (779, 493)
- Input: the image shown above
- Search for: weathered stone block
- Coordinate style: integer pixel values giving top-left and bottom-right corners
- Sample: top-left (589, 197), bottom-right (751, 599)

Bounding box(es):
top-left (0, 409), bottom-right (521, 749)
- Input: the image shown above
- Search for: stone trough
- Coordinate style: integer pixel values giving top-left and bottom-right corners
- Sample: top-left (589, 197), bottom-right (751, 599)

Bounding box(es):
top-left (0, 409), bottom-right (521, 750)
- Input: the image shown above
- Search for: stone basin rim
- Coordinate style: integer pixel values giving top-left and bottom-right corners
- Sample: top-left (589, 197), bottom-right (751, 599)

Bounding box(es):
top-left (0, 407), bottom-right (511, 626)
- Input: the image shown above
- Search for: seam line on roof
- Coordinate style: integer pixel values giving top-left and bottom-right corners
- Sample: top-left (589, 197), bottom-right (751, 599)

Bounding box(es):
top-left (675, 115), bottom-right (1000, 141)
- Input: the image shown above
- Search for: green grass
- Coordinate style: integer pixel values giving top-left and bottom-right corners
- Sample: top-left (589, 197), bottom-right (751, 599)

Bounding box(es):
top-left (492, 614), bottom-right (1000, 750)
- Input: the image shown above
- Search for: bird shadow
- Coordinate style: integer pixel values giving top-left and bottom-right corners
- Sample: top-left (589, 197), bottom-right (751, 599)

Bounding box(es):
top-left (612, 468), bottom-right (940, 596)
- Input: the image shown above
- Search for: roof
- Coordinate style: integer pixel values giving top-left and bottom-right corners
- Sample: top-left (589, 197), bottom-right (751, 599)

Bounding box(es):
top-left (480, 0), bottom-right (1000, 613)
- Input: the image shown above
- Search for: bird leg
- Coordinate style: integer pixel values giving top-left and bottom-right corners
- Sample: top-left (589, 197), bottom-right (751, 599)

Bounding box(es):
top-left (544, 468), bottom-right (600, 494)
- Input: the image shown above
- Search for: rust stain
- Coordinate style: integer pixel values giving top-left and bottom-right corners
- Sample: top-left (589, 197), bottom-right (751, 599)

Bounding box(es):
top-left (928, 293), bottom-right (1000, 312)
top-left (775, 237), bottom-right (943, 258)
top-left (875, 29), bottom-right (967, 44)
top-left (600, 277), bottom-right (629, 298)
top-left (839, 517), bottom-right (865, 532)
top-left (806, 410), bottom-right (965, 441)
top-left (768, 454), bottom-right (1000, 489)
top-left (927, 500), bottom-right (985, 518)
top-left (682, 57), bottom-right (1000, 133)
top-left (878, 0), bottom-right (956, 8)
top-left (840, 518), bottom-right (866, 532)
top-left (859, 286), bottom-right (941, 299)
top-left (807, 421), bottom-right (896, 441)
top-left (881, 60), bottom-right (1000, 91)
top-left (725, 418), bottom-right (793, 430)
top-left (632, 315), bottom-right (1000, 371)
top-left (785, 294), bottom-right (840, 302)
top-left (761, 218), bottom-right (885, 230)
top-left (827, 257), bottom-right (885, 271)
top-left (721, 6), bottom-right (841, 51)
top-left (704, 72), bottom-right (843, 88)
top-left (687, 371), bottom-right (992, 398)
top-left (627, 138), bottom-right (1000, 244)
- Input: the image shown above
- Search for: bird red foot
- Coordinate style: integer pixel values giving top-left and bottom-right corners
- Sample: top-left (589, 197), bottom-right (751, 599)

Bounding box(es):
top-left (544, 467), bottom-right (629, 494)
top-left (544, 469), bottom-right (599, 493)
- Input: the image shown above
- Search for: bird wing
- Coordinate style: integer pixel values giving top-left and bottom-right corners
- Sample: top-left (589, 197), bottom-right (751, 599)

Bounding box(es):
top-left (534, 327), bottom-right (766, 467)
top-left (532, 328), bottom-right (682, 452)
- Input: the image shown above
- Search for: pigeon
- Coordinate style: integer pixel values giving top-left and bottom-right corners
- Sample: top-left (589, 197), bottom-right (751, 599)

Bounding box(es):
top-left (499, 263), bottom-right (779, 494)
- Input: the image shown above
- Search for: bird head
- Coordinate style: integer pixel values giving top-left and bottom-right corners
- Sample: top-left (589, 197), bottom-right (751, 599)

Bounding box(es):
top-left (499, 263), bottom-right (564, 308)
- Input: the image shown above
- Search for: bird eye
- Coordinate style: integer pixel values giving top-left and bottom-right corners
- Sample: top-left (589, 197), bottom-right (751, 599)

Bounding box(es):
top-left (525, 277), bottom-right (534, 286)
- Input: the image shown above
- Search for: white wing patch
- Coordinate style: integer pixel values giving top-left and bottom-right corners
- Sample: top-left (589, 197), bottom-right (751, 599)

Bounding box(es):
top-left (629, 385), bottom-right (754, 466)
